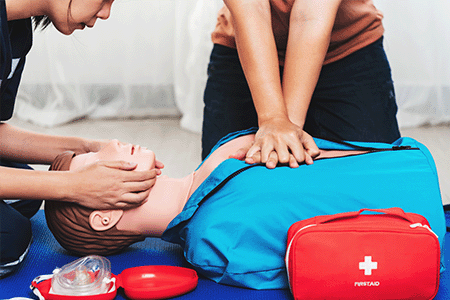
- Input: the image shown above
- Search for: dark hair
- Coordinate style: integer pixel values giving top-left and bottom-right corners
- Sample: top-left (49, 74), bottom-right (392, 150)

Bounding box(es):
top-left (33, 16), bottom-right (52, 30)
top-left (32, 0), bottom-right (74, 31)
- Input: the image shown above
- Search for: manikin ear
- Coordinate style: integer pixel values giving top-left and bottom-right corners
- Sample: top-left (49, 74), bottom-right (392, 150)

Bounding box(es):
top-left (89, 210), bottom-right (124, 231)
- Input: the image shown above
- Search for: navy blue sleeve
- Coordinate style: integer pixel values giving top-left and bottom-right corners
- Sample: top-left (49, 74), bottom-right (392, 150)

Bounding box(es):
top-left (0, 2), bottom-right (32, 121)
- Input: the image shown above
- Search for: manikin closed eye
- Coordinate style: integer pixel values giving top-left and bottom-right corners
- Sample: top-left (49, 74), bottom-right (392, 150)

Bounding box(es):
top-left (70, 141), bottom-right (156, 171)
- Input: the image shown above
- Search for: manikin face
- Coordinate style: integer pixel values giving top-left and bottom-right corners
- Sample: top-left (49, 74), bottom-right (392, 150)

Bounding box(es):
top-left (70, 140), bottom-right (188, 237)
top-left (49, 0), bottom-right (114, 35)
top-left (70, 140), bottom-right (156, 171)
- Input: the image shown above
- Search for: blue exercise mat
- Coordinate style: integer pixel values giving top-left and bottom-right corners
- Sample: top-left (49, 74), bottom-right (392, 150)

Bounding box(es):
top-left (0, 210), bottom-right (449, 299)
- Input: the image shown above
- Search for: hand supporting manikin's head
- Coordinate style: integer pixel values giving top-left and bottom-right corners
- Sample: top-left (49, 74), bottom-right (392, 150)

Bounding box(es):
top-left (45, 140), bottom-right (191, 256)
top-left (70, 140), bottom-right (159, 232)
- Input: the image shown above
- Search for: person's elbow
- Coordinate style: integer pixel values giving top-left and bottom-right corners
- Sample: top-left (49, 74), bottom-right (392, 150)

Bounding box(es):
top-left (290, 0), bottom-right (342, 27)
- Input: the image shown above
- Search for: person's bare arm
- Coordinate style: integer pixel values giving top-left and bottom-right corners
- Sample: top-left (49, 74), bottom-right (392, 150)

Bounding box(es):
top-left (0, 122), bottom-right (107, 164)
top-left (225, 0), bottom-right (315, 168)
top-left (0, 161), bottom-right (158, 209)
top-left (225, 0), bottom-right (285, 122)
top-left (283, 0), bottom-right (342, 127)
top-left (0, 123), bottom-right (159, 209)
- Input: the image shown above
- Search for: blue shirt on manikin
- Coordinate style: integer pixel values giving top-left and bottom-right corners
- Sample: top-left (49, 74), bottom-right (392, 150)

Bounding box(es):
top-left (0, 0), bottom-right (32, 120)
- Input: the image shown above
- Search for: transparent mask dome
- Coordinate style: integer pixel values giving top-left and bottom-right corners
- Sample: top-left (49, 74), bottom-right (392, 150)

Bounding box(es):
top-left (51, 255), bottom-right (112, 295)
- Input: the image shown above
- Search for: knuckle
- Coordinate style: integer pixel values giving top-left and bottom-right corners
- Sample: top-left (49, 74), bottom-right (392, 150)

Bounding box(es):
top-left (278, 155), bottom-right (289, 163)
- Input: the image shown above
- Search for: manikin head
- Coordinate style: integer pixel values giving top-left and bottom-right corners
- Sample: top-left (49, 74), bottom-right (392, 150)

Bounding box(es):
top-left (45, 141), bottom-right (166, 256)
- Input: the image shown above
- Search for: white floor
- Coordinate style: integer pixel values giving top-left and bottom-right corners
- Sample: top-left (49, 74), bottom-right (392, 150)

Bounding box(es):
top-left (8, 117), bottom-right (450, 204)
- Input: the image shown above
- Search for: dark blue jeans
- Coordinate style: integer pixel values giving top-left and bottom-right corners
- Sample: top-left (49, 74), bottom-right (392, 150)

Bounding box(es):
top-left (0, 160), bottom-right (42, 277)
top-left (201, 37), bottom-right (401, 159)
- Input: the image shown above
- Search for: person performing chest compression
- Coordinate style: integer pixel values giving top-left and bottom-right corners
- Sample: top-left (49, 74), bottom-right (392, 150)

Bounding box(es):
top-left (202, 0), bottom-right (401, 169)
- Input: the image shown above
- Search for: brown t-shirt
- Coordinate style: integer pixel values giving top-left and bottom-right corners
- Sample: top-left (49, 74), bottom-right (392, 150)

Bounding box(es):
top-left (211, 0), bottom-right (384, 65)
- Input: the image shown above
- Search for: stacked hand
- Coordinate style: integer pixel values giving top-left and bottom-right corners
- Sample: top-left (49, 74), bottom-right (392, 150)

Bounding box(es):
top-left (230, 117), bottom-right (320, 169)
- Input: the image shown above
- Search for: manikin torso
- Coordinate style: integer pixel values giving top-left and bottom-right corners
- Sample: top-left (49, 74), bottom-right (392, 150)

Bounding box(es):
top-left (70, 135), bottom-right (366, 237)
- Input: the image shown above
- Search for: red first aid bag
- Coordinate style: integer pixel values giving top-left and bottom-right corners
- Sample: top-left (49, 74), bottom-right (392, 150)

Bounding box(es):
top-left (285, 208), bottom-right (440, 300)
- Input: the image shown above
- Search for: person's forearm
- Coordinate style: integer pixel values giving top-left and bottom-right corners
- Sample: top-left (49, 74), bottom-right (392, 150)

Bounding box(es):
top-left (0, 122), bottom-right (91, 164)
top-left (0, 166), bottom-right (70, 200)
top-left (225, 0), bottom-right (288, 123)
top-left (283, 0), bottom-right (342, 127)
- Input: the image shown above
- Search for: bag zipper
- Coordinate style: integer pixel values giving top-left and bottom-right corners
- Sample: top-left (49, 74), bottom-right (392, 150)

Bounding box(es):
top-left (285, 224), bottom-right (317, 274)
top-left (317, 137), bottom-right (417, 152)
top-left (410, 223), bottom-right (439, 238)
top-left (315, 143), bottom-right (419, 162)
top-left (319, 139), bottom-right (418, 152)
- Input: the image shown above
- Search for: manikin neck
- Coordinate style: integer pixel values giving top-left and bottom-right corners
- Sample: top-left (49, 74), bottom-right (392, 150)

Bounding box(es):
top-left (116, 173), bottom-right (194, 237)
top-left (116, 134), bottom-right (258, 237)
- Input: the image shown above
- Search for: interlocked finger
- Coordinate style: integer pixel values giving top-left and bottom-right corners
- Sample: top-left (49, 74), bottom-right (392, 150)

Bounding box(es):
top-left (266, 151), bottom-right (279, 169)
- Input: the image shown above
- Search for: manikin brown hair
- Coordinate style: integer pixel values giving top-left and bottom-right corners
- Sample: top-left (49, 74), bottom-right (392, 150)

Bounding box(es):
top-left (45, 151), bottom-right (145, 256)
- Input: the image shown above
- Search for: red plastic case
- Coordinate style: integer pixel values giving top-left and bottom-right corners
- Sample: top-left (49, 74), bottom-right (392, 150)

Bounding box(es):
top-left (31, 265), bottom-right (198, 300)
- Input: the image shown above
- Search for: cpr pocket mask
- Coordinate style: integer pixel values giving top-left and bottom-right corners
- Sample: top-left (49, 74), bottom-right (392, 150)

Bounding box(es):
top-left (31, 255), bottom-right (198, 300)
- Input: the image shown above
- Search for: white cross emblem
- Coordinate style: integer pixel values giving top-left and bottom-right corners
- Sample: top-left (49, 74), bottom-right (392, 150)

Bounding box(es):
top-left (359, 256), bottom-right (377, 275)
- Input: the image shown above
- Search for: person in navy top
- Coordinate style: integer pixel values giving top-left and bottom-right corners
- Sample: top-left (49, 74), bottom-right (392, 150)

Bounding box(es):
top-left (0, 0), bottom-right (161, 278)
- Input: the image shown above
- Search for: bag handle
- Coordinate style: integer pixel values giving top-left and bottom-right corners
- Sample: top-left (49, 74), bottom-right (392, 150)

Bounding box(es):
top-left (318, 208), bottom-right (415, 225)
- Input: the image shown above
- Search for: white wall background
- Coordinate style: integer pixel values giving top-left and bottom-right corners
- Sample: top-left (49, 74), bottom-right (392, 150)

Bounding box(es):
top-left (376, 0), bottom-right (450, 127)
top-left (15, 0), bottom-right (450, 132)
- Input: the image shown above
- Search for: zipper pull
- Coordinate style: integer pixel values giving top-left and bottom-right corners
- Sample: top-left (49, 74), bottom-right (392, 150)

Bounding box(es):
top-left (392, 145), bottom-right (412, 150)
top-left (410, 223), bottom-right (438, 238)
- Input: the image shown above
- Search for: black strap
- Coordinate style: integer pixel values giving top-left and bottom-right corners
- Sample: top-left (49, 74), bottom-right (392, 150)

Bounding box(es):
top-left (444, 204), bottom-right (450, 232)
